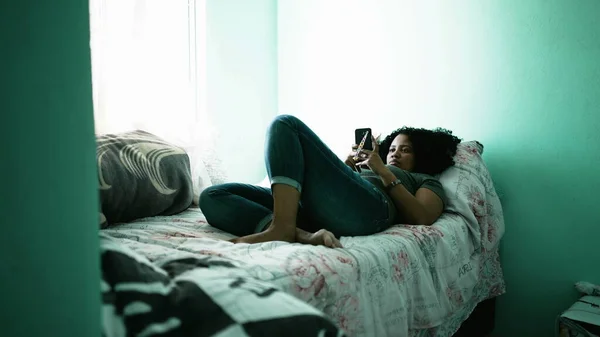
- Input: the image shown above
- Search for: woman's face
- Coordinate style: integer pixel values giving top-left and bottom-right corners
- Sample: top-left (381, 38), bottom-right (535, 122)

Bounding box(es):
top-left (386, 134), bottom-right (415, 171)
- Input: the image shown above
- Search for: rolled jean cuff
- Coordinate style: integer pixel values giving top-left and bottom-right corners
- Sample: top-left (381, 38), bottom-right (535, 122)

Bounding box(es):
top-left (270, 176), bottom-right (302, 193)
top-left (254, 214), bottom-right (273, 233)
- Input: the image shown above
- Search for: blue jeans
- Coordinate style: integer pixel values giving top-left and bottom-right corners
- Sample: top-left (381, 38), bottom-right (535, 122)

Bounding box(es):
top-left (199, 115), bottom-right (392, 237)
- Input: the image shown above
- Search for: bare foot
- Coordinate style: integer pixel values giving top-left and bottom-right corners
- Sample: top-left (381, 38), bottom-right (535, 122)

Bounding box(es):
top-left (297, 229), bottom-right (343, 248)
top-left (231, 226), bottom-right (296, 244)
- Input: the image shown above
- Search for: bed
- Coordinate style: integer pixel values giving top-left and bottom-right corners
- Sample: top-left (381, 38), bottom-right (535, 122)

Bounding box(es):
top-left (101, 140), bottom-right (505, 337)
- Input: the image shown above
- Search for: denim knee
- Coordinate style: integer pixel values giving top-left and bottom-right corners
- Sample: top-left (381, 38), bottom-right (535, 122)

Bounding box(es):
top-left (198, 185), bottom-right (223, 220)
top-left (272, 114), bottom-right (301, 130)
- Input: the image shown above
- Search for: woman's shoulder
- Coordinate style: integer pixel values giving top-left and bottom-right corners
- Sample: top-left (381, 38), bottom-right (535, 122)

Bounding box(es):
top-left (410, 171), bottom-right (438, 180)
top-left (387, 165), bottom-right (436, 181)
top-left (403, 170), bottom-right (443, 189)
top-left (386, 165), bottom-right (411, 177)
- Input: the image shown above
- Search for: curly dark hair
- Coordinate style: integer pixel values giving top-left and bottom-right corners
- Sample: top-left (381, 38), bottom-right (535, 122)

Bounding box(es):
top-left (378, 127), bottom-right (461, 175)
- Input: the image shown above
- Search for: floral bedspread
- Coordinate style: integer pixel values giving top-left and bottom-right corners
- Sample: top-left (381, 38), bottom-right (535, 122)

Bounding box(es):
top-left (102, 141), bottom-right (506, 337)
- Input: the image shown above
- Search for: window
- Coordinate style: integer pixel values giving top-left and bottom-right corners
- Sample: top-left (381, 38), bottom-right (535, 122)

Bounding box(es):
top-left (89, 0), bottom-right (207, 146)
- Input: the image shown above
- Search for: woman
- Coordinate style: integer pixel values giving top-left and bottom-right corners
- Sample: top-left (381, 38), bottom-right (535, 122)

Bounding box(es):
top-left (200, 115), bottom-right (461, 248)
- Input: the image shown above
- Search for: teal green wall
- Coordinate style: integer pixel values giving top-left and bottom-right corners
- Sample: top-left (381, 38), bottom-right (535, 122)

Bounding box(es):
top-left (206, 0), bottom-right (278, 183)
top-left (484, 2), bottom-right (600, 336)
top-left (278, 1), bottom-right (600, 336)
top-left (0, 1), bottom-right (100, 337)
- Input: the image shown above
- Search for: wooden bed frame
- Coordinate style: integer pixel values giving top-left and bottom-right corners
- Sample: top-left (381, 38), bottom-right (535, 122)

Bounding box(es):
top-left (453, 297), bottom-right (497, 337)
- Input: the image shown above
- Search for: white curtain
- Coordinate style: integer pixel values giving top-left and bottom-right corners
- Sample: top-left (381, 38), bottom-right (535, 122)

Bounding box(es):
top-left (89, 0), bottom-right (212, 148)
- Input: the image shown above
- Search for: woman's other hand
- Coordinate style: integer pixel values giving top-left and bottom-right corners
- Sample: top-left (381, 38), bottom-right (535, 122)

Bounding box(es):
top-left (345, 144), bottom-right (361, 171)
top-left (356, 134), bottom-right (390, 176)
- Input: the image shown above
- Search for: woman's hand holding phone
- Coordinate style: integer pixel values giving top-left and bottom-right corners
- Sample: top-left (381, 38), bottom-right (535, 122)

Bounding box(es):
top-left (355, 134), bottom-right (389, 176)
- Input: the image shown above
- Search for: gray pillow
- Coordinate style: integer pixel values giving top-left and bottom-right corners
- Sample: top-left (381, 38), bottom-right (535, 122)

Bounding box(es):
top-left (97, 130), bottom-right (193, 227)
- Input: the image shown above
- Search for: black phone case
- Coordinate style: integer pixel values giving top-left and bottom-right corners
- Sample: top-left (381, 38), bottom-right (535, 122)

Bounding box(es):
top-left (355, 128), bottom-right (373, 151)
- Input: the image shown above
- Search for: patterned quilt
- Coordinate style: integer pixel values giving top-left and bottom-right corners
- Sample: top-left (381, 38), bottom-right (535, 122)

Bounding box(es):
top-left (101, 233), bottom-right (346, 337)
top-left (102, 141), bottom-right (506, 337)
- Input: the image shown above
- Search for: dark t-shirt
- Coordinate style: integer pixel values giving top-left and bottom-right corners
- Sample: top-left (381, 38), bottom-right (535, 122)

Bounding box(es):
top-left (359, 165), bottom-right (446, 224)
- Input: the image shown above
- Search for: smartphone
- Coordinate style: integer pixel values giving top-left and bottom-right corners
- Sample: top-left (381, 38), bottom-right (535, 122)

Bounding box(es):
top-left (355, 128), bottom-right (373, 151)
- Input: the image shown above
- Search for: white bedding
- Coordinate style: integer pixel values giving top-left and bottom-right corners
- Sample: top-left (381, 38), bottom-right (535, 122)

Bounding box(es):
top-left (102, 141), bottom-right (506, 337)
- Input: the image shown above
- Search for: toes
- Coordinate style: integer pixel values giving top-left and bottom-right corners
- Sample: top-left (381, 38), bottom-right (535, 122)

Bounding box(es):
top-left (324, 236), bottom-right (333, 247)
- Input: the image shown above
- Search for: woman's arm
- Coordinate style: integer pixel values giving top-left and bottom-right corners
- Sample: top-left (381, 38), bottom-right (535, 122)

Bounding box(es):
top-left (379, 171), bottom-right (443, 226)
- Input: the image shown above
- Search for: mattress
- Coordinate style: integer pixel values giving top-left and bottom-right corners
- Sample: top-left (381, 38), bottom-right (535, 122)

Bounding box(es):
top-left (102, 141), bottom-right (506, 337)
